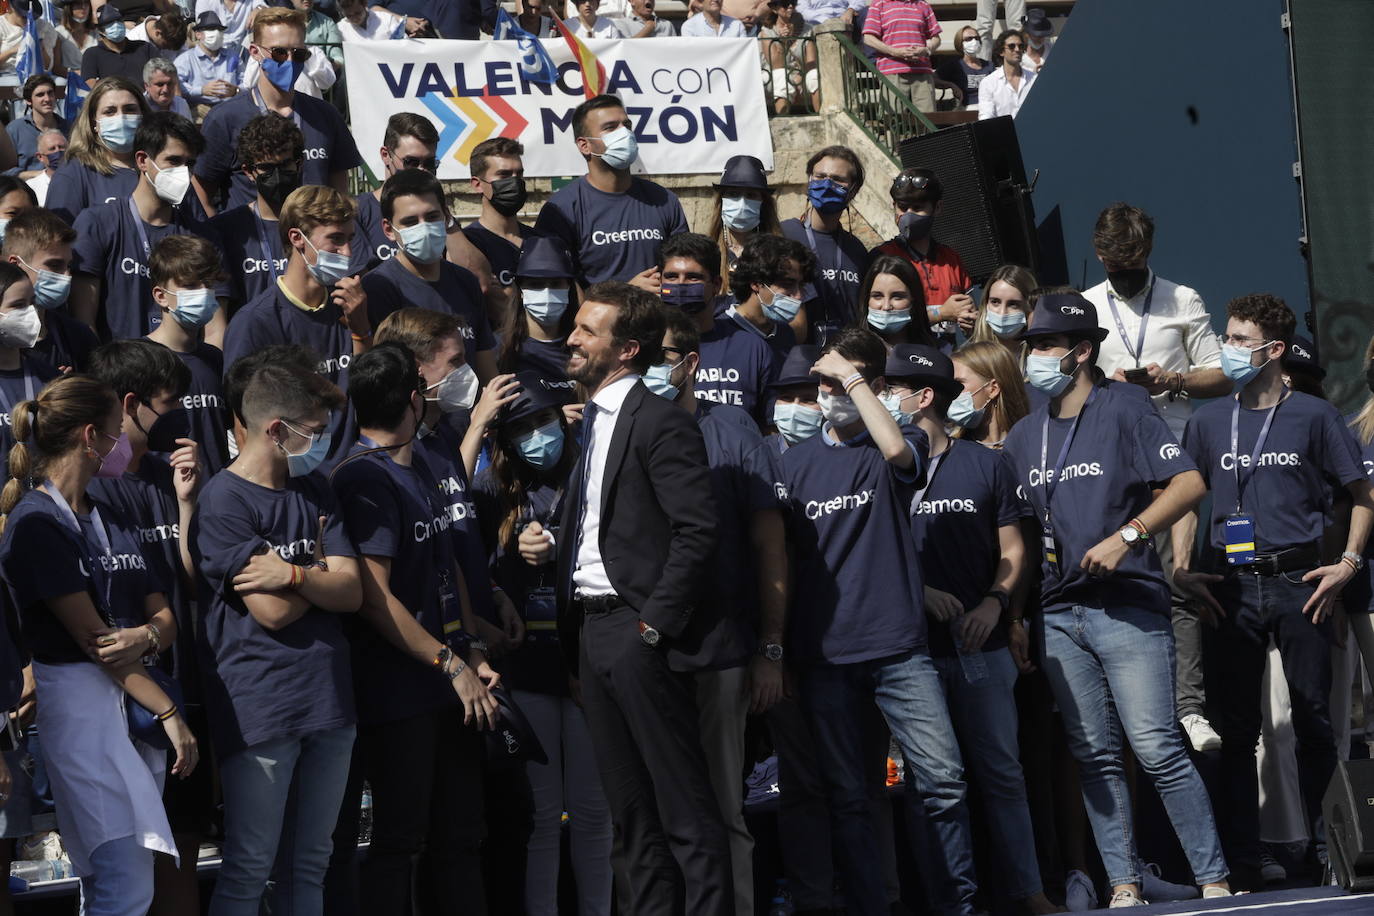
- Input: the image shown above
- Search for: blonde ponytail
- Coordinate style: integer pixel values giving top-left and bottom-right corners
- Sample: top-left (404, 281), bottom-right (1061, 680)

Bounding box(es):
top-left (0, 400), bottom-right (35, 528)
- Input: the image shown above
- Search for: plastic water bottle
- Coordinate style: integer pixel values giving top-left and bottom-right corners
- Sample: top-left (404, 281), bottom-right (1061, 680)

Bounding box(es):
top-left (767, 879), bottom-right (795, 915)
top-left (359, 785), bottom-right (373, 843)
top-left (951, 629), bottom-right (988, 684)
top-left (11, 858), bottom-right (74, 884)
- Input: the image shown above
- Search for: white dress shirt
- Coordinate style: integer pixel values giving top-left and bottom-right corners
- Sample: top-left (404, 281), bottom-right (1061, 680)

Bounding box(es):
top-left (680, 12), bottom-right (746, 37)
top-left (572, 374), bottom-right (640, 596)
top-left (26, 170), bottom-right (49, 206)
top-left (1084, 270), bottom-right (1223, 438)
top-left (564, 15), bottom-right (625, 39)
top-left (977, 66), bottom-right (1036, 119)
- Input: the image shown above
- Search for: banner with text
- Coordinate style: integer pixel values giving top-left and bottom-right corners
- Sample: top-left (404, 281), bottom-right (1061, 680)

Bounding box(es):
top-left (343, 37), bottom-right (774, 179)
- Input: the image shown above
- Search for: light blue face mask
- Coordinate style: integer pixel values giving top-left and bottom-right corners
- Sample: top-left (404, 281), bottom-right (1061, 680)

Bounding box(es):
top-left (103, 21), bottom-right (127, 42)
top-left (169, 287), bottom-right (219, 330)
top-left (521, 285), bottom-right (569, 324)
top-left (868, 307), bottom-right (911, 334)
top-left (18, 257), bottom-right (71, 309)
top-left (878, 390), bottom-right (912, 425)
top-left (513, 420), bottom-right (565, 469)
top-left (303, 235), bottom-right (351, 286)
top-left (1221, 342), bottom-right (1271, 389)
top-left (278, 419), bottom-right (331, 477)
top-left (396, 219), bottom-right (446, 264)
top-left (644, 359), bottom-right (683, 400)
top-left (1026, 352), bottom-right (1075, 397)
top-left (97, 113), bottom-right (141, 153)
top-left (986, 309), bottom-right (1026, 336)
top-left (595, 125), bottom-right (638, 171)
top-left (946, 381), bottom-right (990, 429)
top-left (762, 285), bottom-right (802, 324)
top-left (721, 195), bottom-right (762, 232)
top-left (773, 402), bottom-right (823, 444)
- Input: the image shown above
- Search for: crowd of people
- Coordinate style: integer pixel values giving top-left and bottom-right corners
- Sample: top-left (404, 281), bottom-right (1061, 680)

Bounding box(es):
top-left (0, 3), bottom-right (1356, 916)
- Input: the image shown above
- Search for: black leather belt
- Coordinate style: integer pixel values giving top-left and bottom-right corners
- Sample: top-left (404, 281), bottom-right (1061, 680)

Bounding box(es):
top-left (573, 593), bottom-right (627, 614)
top-left (1216, 544), bottom-right (1321, 577)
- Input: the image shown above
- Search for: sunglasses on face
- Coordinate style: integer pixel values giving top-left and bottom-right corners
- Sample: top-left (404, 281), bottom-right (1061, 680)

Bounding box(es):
top-left (398, 155), bottom-right (438, 172)
top-left (1003, 42), bottom-right (1024, 51)
top-left (260, 45), bottom-right (311, 64)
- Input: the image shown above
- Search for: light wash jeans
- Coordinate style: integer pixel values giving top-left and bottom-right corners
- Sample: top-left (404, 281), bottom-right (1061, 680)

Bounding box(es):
top-left (932, 647), bottom-right (1042, 900)
top-left (1042, 605), bottom-right (1227, 888)
top-left (79, 835), bottom-right (154, 916)
top-left (210, 724), bottom-right (356, 916)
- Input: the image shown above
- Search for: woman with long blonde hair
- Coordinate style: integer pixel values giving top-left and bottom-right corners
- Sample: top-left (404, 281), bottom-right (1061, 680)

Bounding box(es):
top-left (949, 339), bottom-right (1030, 447)
top-left (969, 264), bottom-right (1038, 354)
top-left (706, 154), bottom-right (784, 291)
top-left (45, 76), bottom-right (152, 224)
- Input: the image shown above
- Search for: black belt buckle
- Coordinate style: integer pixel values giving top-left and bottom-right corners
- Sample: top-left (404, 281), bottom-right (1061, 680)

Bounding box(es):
top-left (576, 594), bottom-right (624, 614)
top-left (1250, 554), bottom-right (1281, 577)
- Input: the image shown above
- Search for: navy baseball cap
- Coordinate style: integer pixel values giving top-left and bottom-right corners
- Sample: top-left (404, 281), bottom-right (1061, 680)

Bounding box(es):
top-left (1021, 292), bottom-right (1109, 343)
top-left (497, 369), bottom-right (576, 427)
top-left (885, 344), bottom-right (962, 397)
top-left (516, 236), bottom-right (575, 280)
top-left (1282, 335), bottom-right (1324, 380)
top-left (767, 345), bottom-right (821, 389)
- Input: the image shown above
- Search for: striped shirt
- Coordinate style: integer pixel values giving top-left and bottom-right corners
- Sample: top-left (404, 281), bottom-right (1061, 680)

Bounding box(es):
top-left (862, 0), bottom-right (941, 76)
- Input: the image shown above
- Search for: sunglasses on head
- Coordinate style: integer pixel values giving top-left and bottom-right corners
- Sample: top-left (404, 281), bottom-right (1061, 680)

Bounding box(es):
top-left (890, 174), bottom-right (931, 192)
top-left (260, 45), bottom-right (312, 64)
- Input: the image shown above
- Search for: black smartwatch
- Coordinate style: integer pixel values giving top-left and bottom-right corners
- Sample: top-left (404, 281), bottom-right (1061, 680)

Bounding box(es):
top-left (986, 589), bottom-right (1011, 615)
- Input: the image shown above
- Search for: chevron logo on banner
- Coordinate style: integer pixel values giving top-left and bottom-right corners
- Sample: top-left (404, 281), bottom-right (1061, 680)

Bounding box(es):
top-left (420, 91), bottom-right (530, 169)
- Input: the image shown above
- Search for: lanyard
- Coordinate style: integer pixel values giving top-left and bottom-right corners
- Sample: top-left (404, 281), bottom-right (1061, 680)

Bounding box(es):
top-left (1105, 280), bottom-right (1155, 367)
top-left (0, 360), bottom-right (35, 420)
top-left (910, 444), bottom-right (950, 510)
top-left (252, 203), bottom-right (280, 283)
top-left (128, 197), bottom-right (152, 258)
top-left (40, 483), bottom-right (114, 621)
top-left (1229, 393), bottom-right (1286, 514)
top-left (803, 221), bottom-right (846, 330)
top-left (251, 87), bottom-right (302, 130)
top-left (1038, 388), bottom-right (1096, 525)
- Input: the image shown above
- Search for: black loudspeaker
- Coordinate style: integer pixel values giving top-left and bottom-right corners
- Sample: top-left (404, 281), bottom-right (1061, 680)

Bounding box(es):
top-left (1323, 758), bottom-right (1374, 891)
top-left (896, 117), bottom-right (1038, 283)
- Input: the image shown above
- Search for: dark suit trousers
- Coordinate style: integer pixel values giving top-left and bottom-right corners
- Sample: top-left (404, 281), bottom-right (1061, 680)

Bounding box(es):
top-left (579, 605), bottom-right (734, 916)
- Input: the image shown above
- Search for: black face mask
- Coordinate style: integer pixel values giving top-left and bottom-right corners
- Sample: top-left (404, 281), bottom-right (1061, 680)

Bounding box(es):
top-left (899, 211), bottom-right (933, 243)
top-left (255, 165), bottom-right (302, 213)
top-left (1107, 267), bottom-right (1150, 300)
top-left (1366, 360), bottom-right (1374, 395)
top-left (487, 176), bottom-right (528, 217)
top-left (141, 405), bottom-right (191, 453)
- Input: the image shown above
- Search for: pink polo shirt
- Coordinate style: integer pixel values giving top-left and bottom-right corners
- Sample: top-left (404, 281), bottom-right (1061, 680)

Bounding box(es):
top-left (862, 0), bottom-right (941, 76)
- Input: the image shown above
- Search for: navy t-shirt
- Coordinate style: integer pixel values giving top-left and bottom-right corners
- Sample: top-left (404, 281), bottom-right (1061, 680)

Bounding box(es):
top-left (1183, 392), bottom-right (1365, 554)
top-left (516, 336), bottom-right (571, 381)
top-left (462, 221), bottom-right (531, 288)
top-left (0, 488), bottom-right (163, 665)
top-left (332, 445), bottom-right (459, 726)
top-left (191, 470), bottom-right (356, 758)
top-left (167, 342), bottom-right (229, 477)
top-left (45, 161), bottom-right (208, 227)
top-left (72, 199), bottom-right (224, 341)
top-left (89, 457), bottom-right (202, 704)
top-left (910, 439), bottom-right (1024, 656)
top-left (533, 176), bottom-right (688, 287)
top-left (360, 255), bottom-right (494, 354)
top-left (0, 357), bottom-right (59, 459)
top-left (1004, 385), bottom-right (1195, 615)
top-left (34, 311), bottom-right (100, 373)
top-left (415, 421), bottom-right (496, 625)
top-left (209, 204), bottom-right (287, 311)
top-left (781, 217), bottom-right (870, 345)
top-left (695, 315), bottom-right (778, 426)
top-left (673, 402), bottom-right (781, 671)
top-left (197, 91), bottom-right (363, 209)
top-left (353, 192), bottom-right (396, 269)
top-left (781, 421), bottom-right (929, 666)
top-left (726, 305), bottom-right (796, 362)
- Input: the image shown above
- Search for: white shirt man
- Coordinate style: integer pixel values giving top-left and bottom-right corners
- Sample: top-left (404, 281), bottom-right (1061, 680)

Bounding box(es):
top-left (978, 65), bottom-right (1036, 119)
top-left (572, 374), bottom-right (639, 595)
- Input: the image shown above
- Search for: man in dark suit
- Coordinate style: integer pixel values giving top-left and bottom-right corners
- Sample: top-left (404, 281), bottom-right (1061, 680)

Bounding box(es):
top-left (520, 281), bottom-right (732, 915)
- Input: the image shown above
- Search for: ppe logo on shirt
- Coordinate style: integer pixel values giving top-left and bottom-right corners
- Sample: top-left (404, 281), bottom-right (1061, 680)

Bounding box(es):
top-left (182, 392), bottom-right (224, 409)
top-left (914, 497), bottom-right (976, 514)
top-left (271, 537), bottom-right (316, 561)
top-left (1027, 462), bottom-right (1102, 487)
top-left (590, 227), bottom-right (663, 246)
top-left (139, 522), bottom-right (179, 544)
top-left (1292, 344), bottom-right (1312, 359)
top-left (1159, 443), bottom-right (1181, 461)
top-left (1060, 305), bottom-right (1085, 316)
top-left (774, 482), bottom-right (788, 501)
top-left (805, 488), bottom-right (876, 520)
top-left (120, 257), bottom-right (150, 278)
top-left (243, 256), bottom-right (289, 275)
top-left (1219, 451), bottom-right (1302, 470)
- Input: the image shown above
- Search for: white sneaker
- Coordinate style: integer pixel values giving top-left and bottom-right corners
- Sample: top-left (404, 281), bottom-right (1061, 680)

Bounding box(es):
top-left (1108, 889), bottom-right (1148, 908)
top-left (1064, 870), bottom-right (1097, 912)
top-left (1182, 714), bottom-right (1223, 752)
top-left (1202, 887), bottom-right (1232, 899)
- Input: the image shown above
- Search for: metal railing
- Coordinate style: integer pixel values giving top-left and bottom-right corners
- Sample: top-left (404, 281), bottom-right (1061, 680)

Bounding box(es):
top-left (832, 32), bottom-right (937, 161)
top-left (758, 34), bottom-right (820, 117)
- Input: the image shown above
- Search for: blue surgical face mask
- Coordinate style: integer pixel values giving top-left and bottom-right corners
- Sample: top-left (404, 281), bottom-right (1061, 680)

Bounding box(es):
top-left (169, 287), bottom-right (219, 330)
top-left (721, 195), bottom-right (762, 232)
top-left (302, 234), bottom-right (351, 286)
top-left (807, 177), bottom-right (849, 214)
top-left (644, 359), bottom-right (683, 400)
top-left (396, 219), bottom-right (446, 264)
top-left (521, 285), bottom-right (569, 324)
top-left (1221, 342), bottom-right (1271, 389)
top-left (868, 307), bottom-right (911, 334)
top-left (102, 21), bottom-right (127, 42)
top-left (19, 258), bottom-right (71, 309)
top-left (878, 390), bottom-right (911, 424)
top-left (97, 113), bottom-right (141, 153)
top-left (513, 420), bottom-right (565, 469)
top-left (1026, 352), bottom-right (1076, 397)
top-left (986, 309), bottom-right (1026, 336)
top-left (661, 281), bottom-right (709, 315)
top-left (277, 418), bottom-right (331, 477)
top-left (773, 401), bottom-right (823, 444)
top-left (947, 380), bottom-right (991, 429)
top-left (593, 125), bottom-right (638, 171)
top-left (761, 285), bottom-right (802, 324)
top-left (261, 56), bottom-right (305, 93)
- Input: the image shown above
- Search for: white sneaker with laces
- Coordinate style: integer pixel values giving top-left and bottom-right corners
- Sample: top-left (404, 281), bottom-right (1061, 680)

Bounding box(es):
top-left (1182, 714), bottom-right (1223, 752)
top-left (1108, 889), bottom-right (1148, 908)
top-left (1064, 870), bottom-right (1097, 912)
top-left (1203, 886), bottom-right (1232, 899)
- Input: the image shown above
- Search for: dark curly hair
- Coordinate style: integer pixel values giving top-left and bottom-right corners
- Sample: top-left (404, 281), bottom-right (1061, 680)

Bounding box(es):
top-left (728, 234), bottom-right (817, 303)
top-left (1227, 293), bottom-right (1295, 346)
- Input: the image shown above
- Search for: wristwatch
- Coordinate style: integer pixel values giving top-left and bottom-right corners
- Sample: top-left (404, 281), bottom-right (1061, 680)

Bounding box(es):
top-left (985, 589), bottom-right (1010, 615)
top-left (1119, 525), bottom-right (1143, 548)
top-left (759, 642), bottom-right (784, 662)
top-left (468, 639), bottom-right (490, 656)
top-left (638, 620), bottom-right (661, 647)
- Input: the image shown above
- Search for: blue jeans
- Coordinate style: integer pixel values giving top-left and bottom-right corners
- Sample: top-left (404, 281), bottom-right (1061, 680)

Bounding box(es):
top-left (932, 648), bottom-right (1043, 900)
top-left (1043, 605), bottom-right (1228, 888)
top-left (78, 835), bottom-right (154, 916)
top-left (801, 649), bottom-right (977, 916)
top-left (210, 725), bottom-right (357, 916)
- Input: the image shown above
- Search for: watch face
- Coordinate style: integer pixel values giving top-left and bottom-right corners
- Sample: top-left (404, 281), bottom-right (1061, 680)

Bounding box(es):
top-left (1121, 527), bottom-right (1139, 543)
top-left (763, 644), bottom-right (783, 661)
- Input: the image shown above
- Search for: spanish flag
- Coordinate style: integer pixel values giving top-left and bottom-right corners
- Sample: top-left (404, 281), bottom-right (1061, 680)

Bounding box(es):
top-left (550, 18), bottom-right (607, 99)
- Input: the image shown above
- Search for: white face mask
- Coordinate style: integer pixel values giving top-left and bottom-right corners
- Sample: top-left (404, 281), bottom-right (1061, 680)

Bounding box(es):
top-left (147, 161), bottom-right (191, 205)
top-left (201, 29), bottom-right (225, 51)
top-left (962, 38), bottom-right (981, 56)
top-left (0, 304), bottom-right (40, 350)
top-left (425, 363), bottom-right (479, 413)
top-left (817, 390), bottom-right (862, 427)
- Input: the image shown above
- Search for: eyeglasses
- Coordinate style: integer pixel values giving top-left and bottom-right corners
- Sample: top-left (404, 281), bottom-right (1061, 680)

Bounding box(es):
top-left (1003, 42), bottom-right (1024, 50)
top-left (259, 46), bottom-right (311, 64)
top-left (1218, 334), bottom-right (1273, 349)
top-left (890, 174), bottom-right (931, 192)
